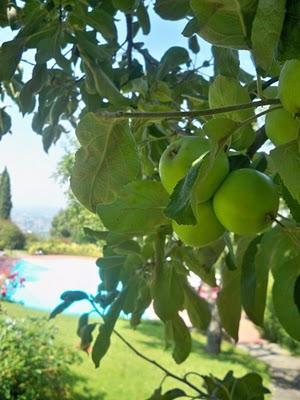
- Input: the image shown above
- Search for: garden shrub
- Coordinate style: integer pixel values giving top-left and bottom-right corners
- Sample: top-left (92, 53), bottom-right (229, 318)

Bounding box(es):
top-left (0, 220), bottom-right (25, 250)
top-left (0, 314), bottom-right (80, 400)
top-left (27, 239), bottom-right (100, 257)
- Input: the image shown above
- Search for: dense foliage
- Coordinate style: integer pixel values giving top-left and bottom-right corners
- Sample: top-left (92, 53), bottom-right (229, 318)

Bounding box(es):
top-left (1, 0), bottom-right (300, 398)
top-left (0, 315), bottom-right (80, 400)
top-left (27, 238), bottom-right (100, 256)
top-left (0, 167), bottom-right (12, 220)
top-left (0, 219), bottom-right (25, 250)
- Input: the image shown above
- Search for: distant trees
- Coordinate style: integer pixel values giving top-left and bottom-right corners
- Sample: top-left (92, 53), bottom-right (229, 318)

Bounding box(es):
top-left (0, 167), bottom-right (12, 220)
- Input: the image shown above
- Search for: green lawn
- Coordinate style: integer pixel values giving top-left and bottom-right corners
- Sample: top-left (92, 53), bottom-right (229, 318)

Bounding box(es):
top-left (1, 302), bottom-right (269, 399)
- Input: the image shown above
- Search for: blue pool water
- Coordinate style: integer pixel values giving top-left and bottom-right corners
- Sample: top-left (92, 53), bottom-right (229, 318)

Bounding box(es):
top-left (11, 258), bottom-right (100, 315)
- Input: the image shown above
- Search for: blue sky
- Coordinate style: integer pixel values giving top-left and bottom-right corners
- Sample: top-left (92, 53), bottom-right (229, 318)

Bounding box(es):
top-left (0, 8), bottom-right (254, 209)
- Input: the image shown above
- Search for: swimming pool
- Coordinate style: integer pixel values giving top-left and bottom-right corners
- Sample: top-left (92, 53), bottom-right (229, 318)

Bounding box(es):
top-left (11, 258), bottom-right (100, 315)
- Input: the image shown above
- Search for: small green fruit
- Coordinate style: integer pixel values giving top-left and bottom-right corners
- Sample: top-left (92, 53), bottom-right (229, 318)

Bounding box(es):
top-left (159, 136), bottom-right (209, 193)
top-left (172, 201), bottom-right (225, 247)
top-left (279, 59), bottom-right (300, 113)
top-left (213, 169), bottom-right (279, 235)
top-left (265, 108), bottom-right (300, 145)
top-left (192, 151), bottom-right (229, 203)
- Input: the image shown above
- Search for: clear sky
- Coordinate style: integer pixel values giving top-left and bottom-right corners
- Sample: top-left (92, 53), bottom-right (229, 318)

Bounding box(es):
top-left (0, 8), bottom-right (254, 210)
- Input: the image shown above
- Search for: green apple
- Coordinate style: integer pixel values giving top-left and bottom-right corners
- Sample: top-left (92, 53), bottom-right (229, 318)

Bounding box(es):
top-left (213, 169), bottom-right (279, 235)
top-left (159, 136), bottom-right (209, 193)
top-left (172, 200), bottom-right (225, 247)
top-left (265, 108), bottom-right (300, 145)
top-left (192, 151), bottom-right (229, 203)
top-left (279, 59), bottom-right (300, 113)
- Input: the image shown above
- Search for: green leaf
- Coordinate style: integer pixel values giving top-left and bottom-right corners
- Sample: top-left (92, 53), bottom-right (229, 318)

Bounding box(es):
top-left (83, 228), bottom-right (109, 241)
top-left (270, 141), bottom-right (300, 203)
top-left (190, 0), bottom-right (255, 49)
top-left (71, 113), bottom-right (140, 212)
top-left (241, 235), bottom-right (270, 326)
top-left (209, 75), bottom-right (253, 122)
top-left (152, 261), bottom-right (185, 321)
top-left (277, 177), bottom-right (300, 223)
top-left (162, 389), bottom-right (186, 399)
top-left (0, 109), bottom-right (12, 140)
top-left (60, 290), bottom-right (89, 302)
top-left (49, 301), bottom-right (72, 319)
top-left (137, 2), bottom-right (151, 35)
top-left (212, 46), bottom-right (240, 78)
top-left (97, 181), bottom-right (169, 235)
top-left (272, 256), bottom-right (300, 341)
top-left (277, 1), bottom-right (300, 61)
top-left (157, 47), bottom-right (190, 80)
top-left (84, 58), bottom-right (129, 106)
top-left (112, 0), bottom-right (140, 13)
top-left (76, 313), bottom-right (89, 337)
top-left (218, 236), bottom-right (252, 341)
top-left (169, 314), bottom-right (192, 364)
top-left (165, 162), bottom-right (200, 225)
top-left (184, 283), bottom-right (211, 330)
top-left (85, 9), bottom-right (118, 41)
top-left (92, 289), bottom-right (127, 367)
top-left (251, 0), bottom-right (286, 72)
top-left (188, 35), bottom-right (200, 54)
top-left (154, 0), bottom-right (190, 21)
top-left (0, 39), bottom-right (23, 81)
top-left (96, 255), bottom-right (125, 292)
top-left (79, 323), bottom-right (97, 352)
top-left (181, 240), bottom-right (225, 286)
top-left (232, 372), bottom-right (270, 399)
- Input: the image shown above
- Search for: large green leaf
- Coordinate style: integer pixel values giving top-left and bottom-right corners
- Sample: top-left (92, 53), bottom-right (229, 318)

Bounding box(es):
top-left (92, 289), bottom-right (127, 367)
top-left (168, 315), bottom-right (192, 364)
top-left (190, 0), bottom-right (257, 49)
top-left (152, 261), bottom-right (185, 321)
top-left (251, 0), bottom-right (286, 72)
top-left (97, 181), bottom-right (169, 235)
top-left (184, 283), bottom-right (211, 330)
top-left (96, 255), bottom-right (126, 291)
top-left (71, 113), bottom-right (140, 212)
top-left (157, 47), bottom-right (190, 80)
top-left (85, 9), bottom-right (118, 41)
top-left (217, 236), bottom-right (253, 341)
top-left (154, 0), bottom-right (190, 20)
top-left (164, 162), bottom-right (200, 225)
top-left (277, 1), bottom-right (300, 61)
top-left (272, 256), bottom-right (300, 341)
top-left (0, 39), bottom-right (24, 81)
top-left (209, 75), bottom-right (253, 122)
top-left (241, 235), bottom-right (270, 326)
top-left (212, 46), bottom-right (240, 78)
top-left (270, 141), bottom-right (300, 204)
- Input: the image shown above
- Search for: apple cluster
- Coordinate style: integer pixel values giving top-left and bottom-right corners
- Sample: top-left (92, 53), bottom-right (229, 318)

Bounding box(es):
top-left (159, 137), bottom-right (279, 248)
top-left (158, 59), bottom-right (300, 248)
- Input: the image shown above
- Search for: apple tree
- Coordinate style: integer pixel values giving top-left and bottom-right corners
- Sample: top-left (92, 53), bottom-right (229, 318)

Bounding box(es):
top-left (0, 0), bottom-right (300, 397)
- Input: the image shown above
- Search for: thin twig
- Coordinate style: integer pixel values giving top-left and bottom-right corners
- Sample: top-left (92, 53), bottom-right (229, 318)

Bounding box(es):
top-left (97, 99), bottom-right (280, 120)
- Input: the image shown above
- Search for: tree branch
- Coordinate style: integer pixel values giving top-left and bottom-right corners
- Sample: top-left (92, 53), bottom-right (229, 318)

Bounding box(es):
top-left (98, 98), bottom-right (280, 120)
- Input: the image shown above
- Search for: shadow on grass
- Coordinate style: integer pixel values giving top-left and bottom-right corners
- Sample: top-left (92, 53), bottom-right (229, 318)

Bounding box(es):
top-left (71, 372), bottom-right (107, 400)
top-left (122, 319), bottom-right (268, 376)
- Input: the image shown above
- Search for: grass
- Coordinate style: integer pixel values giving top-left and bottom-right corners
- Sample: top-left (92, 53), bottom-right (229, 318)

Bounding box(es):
top-left (1, 302), bottom-right (269, 399)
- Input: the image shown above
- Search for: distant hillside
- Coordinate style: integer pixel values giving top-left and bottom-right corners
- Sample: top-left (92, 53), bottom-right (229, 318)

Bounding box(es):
top-left (12, 206), bottom-right (61, 237)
